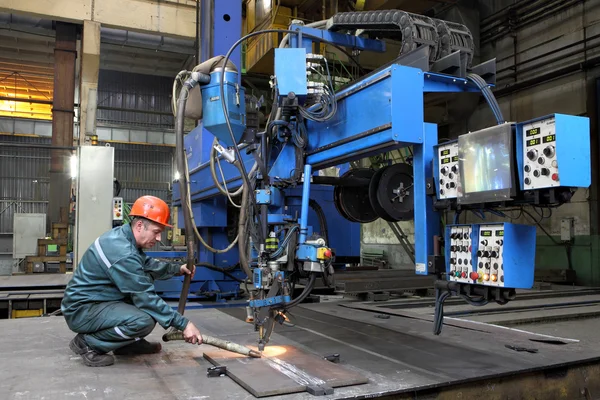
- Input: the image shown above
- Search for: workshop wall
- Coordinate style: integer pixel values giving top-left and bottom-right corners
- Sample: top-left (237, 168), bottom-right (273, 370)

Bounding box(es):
top-left (462, 0), bottom-right (600, 285)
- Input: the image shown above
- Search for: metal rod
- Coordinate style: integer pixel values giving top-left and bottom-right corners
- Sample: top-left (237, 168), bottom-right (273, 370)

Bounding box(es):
top-left (162, 331), bottom-right (261, 358)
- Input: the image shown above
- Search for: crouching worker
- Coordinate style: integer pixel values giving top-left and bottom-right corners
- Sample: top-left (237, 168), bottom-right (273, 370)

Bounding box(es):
top-left (61, 195), bottom-right (203, 367)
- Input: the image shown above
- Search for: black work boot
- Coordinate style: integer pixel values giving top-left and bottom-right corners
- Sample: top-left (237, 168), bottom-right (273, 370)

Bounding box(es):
top-left (114, 339), bottom-right (162, 355)
top-left (81, 350), bottom-right (115, 367)
top-left (69, 333), bottom-right (115, 367)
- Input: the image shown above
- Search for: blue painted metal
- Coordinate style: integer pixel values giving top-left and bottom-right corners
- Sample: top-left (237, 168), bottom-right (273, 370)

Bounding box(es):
top-left (445, 223), bottom-right (536, 289)
top-left (288, 24), bottom-right (386, 53)
top-left (256, 189), bottom-right (272, 205)
top-left (296, 244), bottom-right (319, 262)
top-left (249, 295), bottom-right (291, 308)
top-left (414, 123), bottom-right (440, 275)
top-left (200, 70), bottom-right (246, 147)
top-left (299, 164), bottom-right (312, 243)
top-left (253, 268), bottom-right (262, 289)
top-left (515, 113), bottom-right (591, 190)
top-left (275, 48), bottom-right (308, 99)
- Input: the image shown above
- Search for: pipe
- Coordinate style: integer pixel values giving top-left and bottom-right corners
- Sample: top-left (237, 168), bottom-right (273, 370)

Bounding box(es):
top-left (299, 164), bottom-right (312, 244)
top-left (174, 78), bottom-right (198, 316)
top-left (278, 19), bottom-right (328, 48)
top-left (162, 332), bottom-right (262, 358)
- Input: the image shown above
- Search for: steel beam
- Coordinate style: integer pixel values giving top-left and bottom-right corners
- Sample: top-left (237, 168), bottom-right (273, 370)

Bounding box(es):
top-left (48, 22), bottom-right (76, 229)
top-left (0, 0), bottom-right (199, 39)
top-left (79, 20), bottom-right (100, 146)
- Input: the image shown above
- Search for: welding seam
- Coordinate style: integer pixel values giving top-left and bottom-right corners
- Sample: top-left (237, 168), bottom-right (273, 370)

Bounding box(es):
top-left (266, 357), bottom-right (326, 387)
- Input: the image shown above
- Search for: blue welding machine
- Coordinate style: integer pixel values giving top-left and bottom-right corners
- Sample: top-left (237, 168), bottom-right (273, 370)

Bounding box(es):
top-left (445, 222), bottom-right (536, 289)
top-left (201, 68), bottom-right (246, 147)
top-left (515, 113), bottom-right (591, 191)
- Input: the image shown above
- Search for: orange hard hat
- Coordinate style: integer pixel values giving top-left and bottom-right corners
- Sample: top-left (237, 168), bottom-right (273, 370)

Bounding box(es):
top-left (129, 195), bottom-right (173, 227)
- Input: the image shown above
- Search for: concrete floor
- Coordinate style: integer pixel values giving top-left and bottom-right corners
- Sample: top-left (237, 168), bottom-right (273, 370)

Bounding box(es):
top-left (2, 296), bottom-right (600, 400)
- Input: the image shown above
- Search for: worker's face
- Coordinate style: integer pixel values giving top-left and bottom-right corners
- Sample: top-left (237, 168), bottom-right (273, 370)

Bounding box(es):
top-left (133, 220), bottom-right (164, 249)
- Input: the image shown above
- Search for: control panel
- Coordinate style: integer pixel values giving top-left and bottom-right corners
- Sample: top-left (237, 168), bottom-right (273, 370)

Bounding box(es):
top-left (517, 114), bottom-right (591, 191)
top-left (112, 197), bottom-right (123, 221)
top-left (447, 224), bottom-right (474, 283)
top-left (445, 222), bottom-right (536, 289)
top-left (434, 141), bottom-right (459, 200)
top-left (521, 116), bottom-right (559, 189)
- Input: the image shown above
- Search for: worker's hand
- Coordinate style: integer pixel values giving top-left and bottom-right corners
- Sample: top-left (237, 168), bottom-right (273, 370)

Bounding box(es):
top-left (180, 264), bottom-right (196, 277)
top-left (183, 322), bottom-right (203, 345)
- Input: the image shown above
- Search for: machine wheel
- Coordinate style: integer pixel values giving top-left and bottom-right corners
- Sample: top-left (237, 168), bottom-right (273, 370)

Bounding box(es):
top-left (334, 168), bottom-right (378, 223)
top-left (369, 163), bottom-right (414, 222)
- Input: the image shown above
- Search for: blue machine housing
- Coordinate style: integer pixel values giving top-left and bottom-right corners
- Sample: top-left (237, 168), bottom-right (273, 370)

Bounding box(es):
top-left (445, 222), bottom-right (536, 289)
top-left (275, 48), bottom-right (308, 100)
top-left (201, 69), bottom-right (246, 147)
top-left (515, 113), bottom-right (591, 190)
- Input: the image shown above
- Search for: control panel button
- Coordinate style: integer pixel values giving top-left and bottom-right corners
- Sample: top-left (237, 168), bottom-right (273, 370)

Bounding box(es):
top-left (527, 149), bottom-right (537, 160)
top-left (538, 157), bottom-right (545, 165)
top-left (543, 145), bottom-right (555, 157)
top-left (541, 168), bottom-right (550, 176)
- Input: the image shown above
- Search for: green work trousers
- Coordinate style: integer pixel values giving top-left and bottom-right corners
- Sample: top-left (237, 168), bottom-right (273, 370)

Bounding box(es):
top-left (65, 301), bottom-right (156, 354)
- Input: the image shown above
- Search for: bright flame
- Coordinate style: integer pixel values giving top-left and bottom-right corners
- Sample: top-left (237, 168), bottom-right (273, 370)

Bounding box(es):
top-left (256, 345), bottom-right (288, 358)
top-left (70, 154), bottom-right (78, 179)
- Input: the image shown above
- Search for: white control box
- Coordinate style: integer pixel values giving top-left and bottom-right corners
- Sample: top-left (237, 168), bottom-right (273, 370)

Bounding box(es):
top-left (475, 224), bottom-right (505, 287)
top-left (521, 116), bottom-right (559, 190)
top-left (447, 225), bottom-right (474, 283)
top-left (112, 197), bottom-right (124, 221)
top-left (436, 141), bottom-right (459, 199)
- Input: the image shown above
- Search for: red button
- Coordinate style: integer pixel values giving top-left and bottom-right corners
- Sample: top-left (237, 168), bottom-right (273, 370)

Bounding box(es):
top-left (461, 272), bottom-right (467, 278)
top-left (470, 272), bottom-right (479, 280)
top-left (324, 249), bottom-right (332, 258)
top-left (552, 173), bottom-right (559, 181)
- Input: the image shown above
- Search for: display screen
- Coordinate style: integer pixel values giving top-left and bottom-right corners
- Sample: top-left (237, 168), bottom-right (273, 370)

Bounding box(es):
top-left (481, 230), bottom-right (492, 237)
top-left (526, 127), bottom-right (540, 137)
top-left (543, 134), bottom-right (555, 143)
top-left (441, 149), bottom-right (450, 156)
top-left (461, 129), bottom-right (512, 194)
top-left (496, 230), bottom-right (504, 236)
top-left (441, 157), bottom-right (450, 164)
top-left (526, 138), bottom-right (541, 147)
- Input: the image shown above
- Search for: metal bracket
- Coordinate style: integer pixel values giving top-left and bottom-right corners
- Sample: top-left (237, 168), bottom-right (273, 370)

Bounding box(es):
top-left (428, 254), bottom-right (445, 275)
top-left (207, 366), bottom-right (227, 377)
top-left (426, 177), bottom-right (436, 196)
top-left (306, 385), bottom-right (334, 396)
top-left (324, 353), bottom-right (340, 363)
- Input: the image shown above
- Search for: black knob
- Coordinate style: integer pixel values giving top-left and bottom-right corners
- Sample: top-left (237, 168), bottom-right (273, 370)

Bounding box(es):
top-left (524, 177), bottom-right (531, 185)
top-left (481, 240), bottom-right (488, 246)
top-left (493, 263), bottom-right (499, 270)
top-left (541, 168), bottom-right (550, 176)
top-left (462, 246), bottom-right (468, 252)
top-left (491, 251), bottom-right (498, 258)
top-left (458, 258), bottom-right (462, 265)
top-left (440, 189), bottom-right (445, 195)
top-left (527, 149), bottom-right (537, 160)
top-left (479, 261), bottom-right (483, 268)
top-left (439, 178), bottom-right (444, 184)
top-left (441, 166), bottom-right (449, 175)
top-left (500, 276), bottom-right (504, 282)
top-left (477, 250), bottom-right (482, 257)
top-left (451, 245), bottom-right (457, 252)
top-left (524, 165), bottom-right (531, 172)
top-left (464, 258), bottom-right (469, 265)
top-left (538, 157), bottom-right (545, 165)
top-left (533, 170), bottom-right (540, 177)
top-left (451, 165), bottom-right (458, 173)
top-left (448, 182), bottom-right (456, 188)
top-left (450, 258), bottom-right (456, 265)
top-left (496, 240), bottom-right (504, 245)
top-left (483, 251), bottom-right (490, 258)
top-left (485, 262), bottom-right (490, 269)
top-left (543, 146), bottom-right (555, 157)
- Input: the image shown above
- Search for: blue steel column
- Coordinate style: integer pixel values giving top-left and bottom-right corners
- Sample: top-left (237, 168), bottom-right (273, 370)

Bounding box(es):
top-left (299, 164), bottom-right (313, 243)
top-left (196, 0), bottom-right (242, 264)
top-left (413, 123), bottom-right (440, 275)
